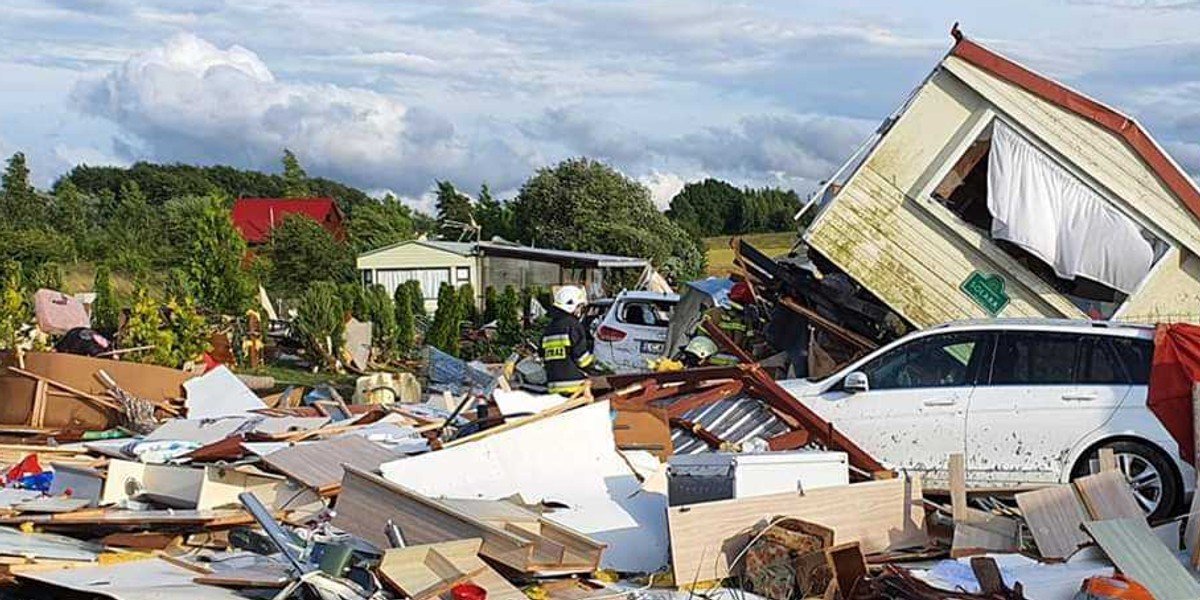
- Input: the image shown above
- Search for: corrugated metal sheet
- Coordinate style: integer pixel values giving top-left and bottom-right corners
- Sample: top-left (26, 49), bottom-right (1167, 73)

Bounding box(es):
top-left (670, 395), bottom-right (789, 454)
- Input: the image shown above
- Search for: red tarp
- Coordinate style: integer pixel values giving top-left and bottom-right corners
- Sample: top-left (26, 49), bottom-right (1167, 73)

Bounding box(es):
top-left (1149, 323), bottom-right (1200, 466)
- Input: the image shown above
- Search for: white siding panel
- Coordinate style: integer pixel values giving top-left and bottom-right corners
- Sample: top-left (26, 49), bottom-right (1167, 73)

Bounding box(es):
top-left (375, 268), bottom-right (451, 300)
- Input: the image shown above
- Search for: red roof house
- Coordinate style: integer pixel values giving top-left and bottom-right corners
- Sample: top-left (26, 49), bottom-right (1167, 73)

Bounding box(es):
top-left (231, 198), bottom-right (346, 244)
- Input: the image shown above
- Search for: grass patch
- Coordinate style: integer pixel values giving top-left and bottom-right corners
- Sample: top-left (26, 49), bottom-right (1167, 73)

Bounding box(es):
top-left (704, 232), bottom-right (798, 276)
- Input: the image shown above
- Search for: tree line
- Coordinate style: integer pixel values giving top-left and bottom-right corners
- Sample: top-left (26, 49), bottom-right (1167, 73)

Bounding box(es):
top-left (665, 178), bottom-right (803, 238)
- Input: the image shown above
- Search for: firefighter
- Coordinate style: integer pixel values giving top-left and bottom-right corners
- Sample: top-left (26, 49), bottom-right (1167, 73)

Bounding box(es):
top-left (541, 285), bottom-right (597, 395)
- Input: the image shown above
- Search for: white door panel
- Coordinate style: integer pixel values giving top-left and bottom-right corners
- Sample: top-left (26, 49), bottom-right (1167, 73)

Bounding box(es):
top-left (967, 333), bottom-right (1128, 485)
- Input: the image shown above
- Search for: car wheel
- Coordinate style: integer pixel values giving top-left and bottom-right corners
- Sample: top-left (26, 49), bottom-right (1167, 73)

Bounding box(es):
top-left (1071, 440), bottom-right (1180, 522)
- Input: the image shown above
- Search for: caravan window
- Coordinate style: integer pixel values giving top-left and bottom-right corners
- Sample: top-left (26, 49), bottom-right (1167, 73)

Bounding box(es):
top-left (931, 120), bottom-right (1168, 319)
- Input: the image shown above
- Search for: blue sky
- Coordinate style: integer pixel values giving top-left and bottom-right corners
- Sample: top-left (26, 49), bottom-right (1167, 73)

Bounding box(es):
top-left (3, 1), bottom-right (1200, 212)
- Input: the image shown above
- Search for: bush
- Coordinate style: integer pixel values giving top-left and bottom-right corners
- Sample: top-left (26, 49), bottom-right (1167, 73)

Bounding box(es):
top-left (166, 295), bottom-right (208, 367)
top-left (294, 281), bottom-right (345, 367)
top-left (458, 283), bottom-right (478, 328)
top-left (403, 280), bottom-right (424, 317)
top-left (92, 264), bottom-right (119, 335)
top-left (497, 285), bottom-right (521, 345)
top-left (483, 286), bottom-right (498, 324)
top-left (394, 283), bottom-right (415, 355)
top-left (365, 284), bottom-right (397, 357)
top-left (123, 289), bottom-right (175, 367)
top-left (427, 283), bottom-right (460, 356)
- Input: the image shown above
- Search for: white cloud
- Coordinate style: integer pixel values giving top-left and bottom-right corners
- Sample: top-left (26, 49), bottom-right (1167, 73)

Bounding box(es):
top-left (639, 170), bottom-right (688, 210)
top-left (72, 32), bottom-right (532, 196)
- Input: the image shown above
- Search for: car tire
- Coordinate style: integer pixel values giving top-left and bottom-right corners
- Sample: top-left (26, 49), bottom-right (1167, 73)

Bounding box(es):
top-left (1071, 440), bottom-right (1180, 522)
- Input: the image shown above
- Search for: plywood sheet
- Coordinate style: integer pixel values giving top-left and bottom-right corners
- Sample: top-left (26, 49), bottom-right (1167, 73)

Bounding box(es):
top-left (264, 434), bottom-right (399, 491)
top-left (667, 476), bottom-right (925, 585)
top-left (1073, 471), bottom-right (1143, 521)
top-left (183, 366), bottom-right (265, 419)
top-left (1085, 518), bottom-right (1200, 600)
top-left (1016, 485), bottom-right (1090, 560)
top-left (951, 509), bottom-right (1019, 558)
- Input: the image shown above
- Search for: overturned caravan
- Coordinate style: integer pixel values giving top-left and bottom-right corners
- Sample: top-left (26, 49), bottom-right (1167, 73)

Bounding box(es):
top-left (802, 27), bottom-right (1200, 328)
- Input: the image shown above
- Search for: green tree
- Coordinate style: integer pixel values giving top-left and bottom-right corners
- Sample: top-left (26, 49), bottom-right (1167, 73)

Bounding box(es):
top-left (163, 193), bottom-right (254, 314)
top-left (365, 284), bottom-right (397, 356)
top-left (427, 283), bottom-right (460, 355)
top-left (51, 180), bottom-right (92, 259)
top-left (347, 193), bottom-right (416, 254)
top-left (294, 281), bottom-right (345, 367)
top-left (403, 280), bottom-right (425, 317)
top-left (511, 158), bottom-right (705, 281)
top-left (666, 178), bottom-right (745, 237)
top-left (106, 181), bottom-right (158, 273)
top-left (482, 286), bottom-right (499, 324)
top-left (496, 285), bottom-right (521, 345)
top-left (393, 283), bottom-right (415, 355)
top-left (281, 149), bottom-right (314, 198)
top-left (1, 152), bottom-right (46, 230)
top-left (434, 181), bottom-right (474, 240)
top-left (92, 264), bottom-right (119, 334)
top-left (340, 283), bottom-right (368, 319)
top-left (458, 283), bottom-right (478, 327)
top-left (475, 184), bottom-right (515, 241)
top-left (267, 214), bottom-right (354, 299)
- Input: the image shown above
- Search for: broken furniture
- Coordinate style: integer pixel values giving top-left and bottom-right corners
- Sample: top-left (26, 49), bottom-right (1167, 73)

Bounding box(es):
top-left (335, 465), bottom-right (605, 576)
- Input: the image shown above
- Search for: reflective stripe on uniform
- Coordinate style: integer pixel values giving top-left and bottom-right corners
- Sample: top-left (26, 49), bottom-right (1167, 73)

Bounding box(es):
top-left (543, 333), bottom-right (571, 361)
top-left (578, 351), bottom-right (595, 367)
top-left (547, 379), bottom-right (586, 394)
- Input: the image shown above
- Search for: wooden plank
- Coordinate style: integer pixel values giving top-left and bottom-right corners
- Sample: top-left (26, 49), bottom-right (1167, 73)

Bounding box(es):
top-left (29, 380), bottom-right (47, 429)
top-left (1085, 518), bottom-right (1200, 600)
top-left (951, 508), bottom-right (1019, 558)
top-left (335, 465), bottom-right (601, 576)
top-left (378, 539), bottom-right (487, 600)
top-left (1073, 470), bottom-right (1143, 521)
top-left (1015, 485), bottom-right (1090, 560)
top-left (949, 453), bottom-right (967, 522)
top-left (262, 434), bottom-right (400, 491)
top-left (667, 477), bottom-right (924, 586)
top-left (1098, 448), bottom-right (1118, 472)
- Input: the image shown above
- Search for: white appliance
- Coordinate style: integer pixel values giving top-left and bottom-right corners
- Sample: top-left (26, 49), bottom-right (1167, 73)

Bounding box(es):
top-left (667, 451), bottom-right (849, 506)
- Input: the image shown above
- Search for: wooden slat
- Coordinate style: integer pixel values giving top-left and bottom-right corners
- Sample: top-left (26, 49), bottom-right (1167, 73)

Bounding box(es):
top-left (951, 508), bottom-right (1019, 558)
top-left (1085, 518), bottom-right (1200, 600)
top-left (1098, 448), bottom-right (1118, 472)
top-left (666, 477), bottom-right (924, 587)
top-left (1073, 470), bottom-right (1143, 521)
top-left (262, 434), bottom-right (399, 491)
top-left (949, 453), bottom-right (967, 522)
top-left (1015, 485), bottom-right (1090, 560)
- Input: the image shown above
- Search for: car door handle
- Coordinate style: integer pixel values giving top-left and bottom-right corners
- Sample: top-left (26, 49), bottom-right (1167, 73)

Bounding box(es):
top-left (922, 398), bottom-right (956, 407)
top-left (1062, 393), bottom-right (1097, 401)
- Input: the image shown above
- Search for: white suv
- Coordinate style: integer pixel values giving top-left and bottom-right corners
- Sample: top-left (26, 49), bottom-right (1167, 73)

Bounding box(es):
top-left (779, 319), bottom-right (1192, 520)
top-left (592, 291), bottom-right (679, 373)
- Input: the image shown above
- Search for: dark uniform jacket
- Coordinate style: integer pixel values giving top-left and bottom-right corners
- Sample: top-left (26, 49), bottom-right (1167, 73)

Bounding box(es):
top-left (540, 306), bottom-right (595, 394)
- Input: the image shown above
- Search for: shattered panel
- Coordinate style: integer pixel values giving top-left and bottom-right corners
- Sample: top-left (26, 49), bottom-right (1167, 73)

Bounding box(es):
top-left (670, 395), bottom-right (790, 454)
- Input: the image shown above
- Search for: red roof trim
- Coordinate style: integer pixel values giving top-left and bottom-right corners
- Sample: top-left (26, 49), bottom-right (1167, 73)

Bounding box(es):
top-left (948, 26), bottom-right (1200, 223)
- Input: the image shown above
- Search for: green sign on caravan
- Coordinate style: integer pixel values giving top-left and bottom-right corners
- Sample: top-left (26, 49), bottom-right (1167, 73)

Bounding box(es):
top-left (960, 271), bottom-right (1010, 316)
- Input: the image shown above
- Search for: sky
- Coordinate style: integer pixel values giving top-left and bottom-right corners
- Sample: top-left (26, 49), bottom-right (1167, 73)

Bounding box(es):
top-left (3, 1), bottom-right (1200, 213)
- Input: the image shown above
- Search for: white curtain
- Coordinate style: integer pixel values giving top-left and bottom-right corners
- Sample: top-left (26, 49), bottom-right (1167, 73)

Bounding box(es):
top-left (375, 268), bottom-right (450, 299)
top-left (988, 120), bottom-right (1153, 294)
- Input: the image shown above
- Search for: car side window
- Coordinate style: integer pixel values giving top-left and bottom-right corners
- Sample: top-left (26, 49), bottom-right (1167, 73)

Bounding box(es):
top-left (990, 332), bottom-right (1078, 385)
top-left (857, 333), bottom-right (983, 390)
top-left (1078, 338), bottom-right (1125, 385)
top-left (1111, 337), bottom-right (1153, 385)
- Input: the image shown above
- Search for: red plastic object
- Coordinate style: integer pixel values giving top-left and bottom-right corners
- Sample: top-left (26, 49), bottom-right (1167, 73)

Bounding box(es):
top-left (729, 281), bottom-right (754, 305)
top-left (3, 454), bottom-right (42, 484)
top-left (451, 583), bottom-right (487, 600)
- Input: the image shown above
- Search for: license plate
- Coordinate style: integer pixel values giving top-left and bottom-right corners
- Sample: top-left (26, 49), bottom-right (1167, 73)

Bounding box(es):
top-left (640, 341), bottom-right (665, 354)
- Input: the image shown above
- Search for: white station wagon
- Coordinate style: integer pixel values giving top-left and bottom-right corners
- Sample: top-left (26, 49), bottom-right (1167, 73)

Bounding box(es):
top-left (779, 319), bottom-right (1192, 520)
